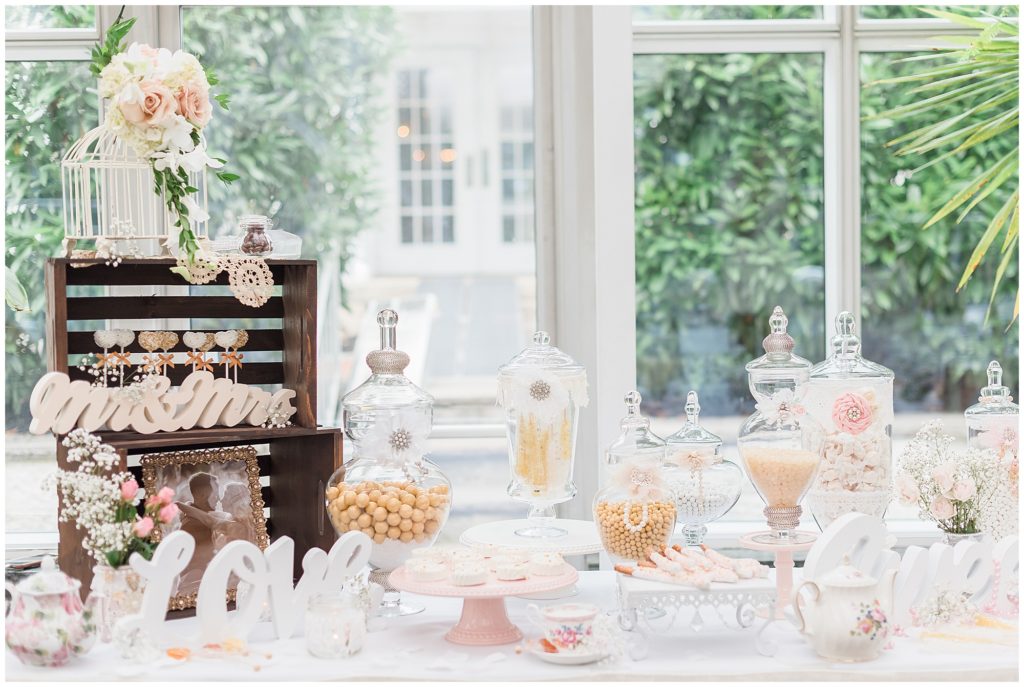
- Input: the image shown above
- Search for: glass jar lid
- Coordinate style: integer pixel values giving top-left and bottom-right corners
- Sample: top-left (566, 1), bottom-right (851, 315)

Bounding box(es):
top-left (238, 214), bottom-right (272, 230)
top-left (606, 391), bottom-right (666, 457)
top-left (343, 309), bottom-right (434, 410)
top-left (745, 306), bottom-right (811, 382)
top-left (499, 331), bottom-right (585, 375)
top-left (810, 311), bottom-right (894, 380)
top-left (665, 390), bottom-right (722, 452)
top-left (966, 360), bottom-right (1018, 417)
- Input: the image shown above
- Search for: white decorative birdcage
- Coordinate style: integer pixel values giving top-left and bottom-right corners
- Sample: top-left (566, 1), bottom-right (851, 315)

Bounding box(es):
top-left (61, 126), bottom-right (208, 256)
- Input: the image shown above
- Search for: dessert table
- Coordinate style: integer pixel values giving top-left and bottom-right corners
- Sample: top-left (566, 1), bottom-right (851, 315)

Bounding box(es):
top-left (6, 572), bottom-right (1017, 681)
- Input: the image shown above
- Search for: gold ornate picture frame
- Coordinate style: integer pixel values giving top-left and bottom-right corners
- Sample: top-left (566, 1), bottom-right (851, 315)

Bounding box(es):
top-left (140, 446), bottom-right (269, 610)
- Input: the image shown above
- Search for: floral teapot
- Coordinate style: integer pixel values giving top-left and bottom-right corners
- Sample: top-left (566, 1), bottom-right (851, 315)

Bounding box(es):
top-left (5, 557), bottom-right (99, 667)
top-left (793, 556), bottom-right (895, 662)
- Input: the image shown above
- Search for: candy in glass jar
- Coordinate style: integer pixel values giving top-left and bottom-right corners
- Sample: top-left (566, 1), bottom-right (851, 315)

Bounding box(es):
top-left (326, 309), bottom-right (451, 617)
top-left (238, 214), bottom-right (274, 256)
top-left (498, 331), bottom-right (588, 538)
top-left (965, 360), bottom-right (1018, 540)
top-left (804, 312), bottom-right (894, 529)
top-left (737, 306), bottom-right (823, 545)
top-left (664, 390), bottom-right (743, 546)
top-left (593, 392), bottom-right (675, 563)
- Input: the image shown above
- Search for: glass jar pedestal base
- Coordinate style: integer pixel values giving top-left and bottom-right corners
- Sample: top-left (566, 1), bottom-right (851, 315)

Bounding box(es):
top-left (369, 568), bottom-right (424, 617)
top-left (738, 531), bottom-right (816, 620)
top-left (746, 506), bottom-right (817, 546)
top-left (513, 505), bottom-right (568, 538)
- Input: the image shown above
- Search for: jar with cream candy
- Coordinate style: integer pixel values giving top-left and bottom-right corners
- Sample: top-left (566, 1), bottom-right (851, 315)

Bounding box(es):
top-left (804, 312), bottom-right (894, 529)
top-left (737, 306), bottom-right (823, 545)
top-left (498, 331), bottom-right (588, 538)
top-left (593, 392), bottom-right (675, 563)
top-left (325, 309), bottom-right (451, 617)
top-left (664, 390), bottom-right (743, 546)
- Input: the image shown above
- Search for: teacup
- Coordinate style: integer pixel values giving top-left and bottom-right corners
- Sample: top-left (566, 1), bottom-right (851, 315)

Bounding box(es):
top-left (526, 602), bottom-right (598, 653)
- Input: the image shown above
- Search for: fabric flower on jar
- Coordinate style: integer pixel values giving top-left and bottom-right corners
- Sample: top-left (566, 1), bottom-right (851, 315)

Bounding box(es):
top-left (507, 370), bottom-right (572, 425)
top-left (360, 408), bottom-right (431, 463)
top-left (831, 391), bottom-right (876, 435)
top-left (755, 388), bottom-right (806, 424)
top-left (610, 458), bottom-right (665, 499)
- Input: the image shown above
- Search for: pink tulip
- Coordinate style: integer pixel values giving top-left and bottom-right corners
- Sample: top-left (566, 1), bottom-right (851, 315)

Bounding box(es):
top-left (157, 487), bottom-right (176, 505)
top-left (158, 503), bottom-right (179, 524)
top-left (133, 516), bottom-right (155, 537)
top-left (120, 479), bottom-right (139, 502)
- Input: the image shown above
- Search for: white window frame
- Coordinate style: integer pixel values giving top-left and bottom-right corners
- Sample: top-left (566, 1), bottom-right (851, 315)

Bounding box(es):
top-left (539, 6), bottom-right (997, 537)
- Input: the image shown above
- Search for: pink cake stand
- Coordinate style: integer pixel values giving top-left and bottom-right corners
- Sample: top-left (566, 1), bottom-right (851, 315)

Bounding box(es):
top-left (389, 565), bottom-right (579, 645)
top-left (738, 531), bottom-right (816, 619)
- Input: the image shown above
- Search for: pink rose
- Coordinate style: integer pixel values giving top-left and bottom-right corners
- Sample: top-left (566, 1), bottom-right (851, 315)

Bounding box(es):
top-left (859, 619), bottom-right (874, 634)
top-left (895, 473), bottom-right (920, 505)
top-left (133, 516), bottom-right (155, 537)
top-left (949, 477), bottom-right (976, 502)
top-left (157, 486), bottom-right (176, 505)
top-left (120, 478), bottom-right (139, 502)
top-left (120, 79), bottom-right (178, 126)
top-left (930, 462), bottom-right (957, 496)
top-left (832, 392), bottom-right (874, 435)
top-left (176, 83), bottom-right (212, 127)
top-left (929, 495), bottom-right (955, 521)
top-left (158, 503), bottom-right (179, 524)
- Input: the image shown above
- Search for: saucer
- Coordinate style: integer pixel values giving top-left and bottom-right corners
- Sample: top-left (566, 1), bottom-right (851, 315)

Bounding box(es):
top-left (527, 645), bottom-right (607, 666)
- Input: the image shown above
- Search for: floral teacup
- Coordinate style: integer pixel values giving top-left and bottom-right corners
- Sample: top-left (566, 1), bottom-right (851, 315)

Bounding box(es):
top-left (526, 602), bottom-right (598, 653)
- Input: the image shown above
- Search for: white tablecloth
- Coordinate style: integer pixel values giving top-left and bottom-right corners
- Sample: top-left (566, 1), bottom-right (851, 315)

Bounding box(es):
top-left (7, 572), bottom-right (1017, 681)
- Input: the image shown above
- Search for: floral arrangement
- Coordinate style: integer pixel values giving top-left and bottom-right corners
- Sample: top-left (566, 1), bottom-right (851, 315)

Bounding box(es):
top-left (51, 429), bottom-right (178, 568)
top-left (895, 421), bottom-right (1007, 536)
top-left (90, 13), bottom-right (238, 264)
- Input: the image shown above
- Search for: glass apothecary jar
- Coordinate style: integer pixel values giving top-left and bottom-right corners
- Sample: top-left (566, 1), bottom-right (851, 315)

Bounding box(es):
top-left (966, 361), bottom-right (1019, 461)
top-left (498, 331), bottom-right (588, 538)
top-left (664, 390), bottom-right (743, 546)
top-left (326, 309), bottom-right (451, 617)
top-left (593, 392), bottom-right (675, 563)
top-left (804, 312), bottom-right (894, 529)
top-left (238, 214), bottom-right (274, 256)
top-left (737, 306), bottom-right (823, 545)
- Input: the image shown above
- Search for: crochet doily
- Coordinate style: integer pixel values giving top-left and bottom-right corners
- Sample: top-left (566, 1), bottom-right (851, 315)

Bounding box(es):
top-left (175, 255), bottom-right (222, 285)
top-left (226, 257), bottom-right (274, 308)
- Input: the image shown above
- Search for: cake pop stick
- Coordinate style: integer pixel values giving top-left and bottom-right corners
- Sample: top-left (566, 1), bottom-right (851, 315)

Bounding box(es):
top-left (157, 331), bottom-right (178, 374)
top-left (214, 330), bottom-right (239, 380)
top-left (183, 332), bottom-right (212, 372)
top-left (139, 331), bottom-right (162, 375)
top-left (113, 329), bottom-right (134, 387)
top-left (231, 330), bottom-right (248, 383)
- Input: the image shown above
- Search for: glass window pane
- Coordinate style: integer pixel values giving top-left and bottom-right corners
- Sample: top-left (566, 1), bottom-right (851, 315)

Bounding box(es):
top-left (421, 179), bottom-right (433, 206)
top-left (633, 6), bottom-right (823, 21)
top-left (860, 5), bottom-right (1018, 19)
top-left (183, 6), bottom-right (535, 540)
top-left (501, 142), bottom-right (515, 170)
top-left (502, 179), bottom-right (515, 202)
top-left (6, 60), bottom-right (99, 535)
top-left (634, 53), bottom-right (825, 525)
top-left (860, 52), bottom-right (1018, 459)
top-left (522, 142), bottom-right (533, 170)
top-left (400, 180), bottom-right (413, 206)
top-left (503, 215), bottom-right (515, 242)
top-left (5, 4), bottom-right (95, 30)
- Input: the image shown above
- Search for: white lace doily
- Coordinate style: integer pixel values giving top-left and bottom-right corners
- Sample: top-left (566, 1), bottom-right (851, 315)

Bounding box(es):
top-left (226, 256), bottom-right (274, 308)
top-left (175, 255), bottom-right (222, 285)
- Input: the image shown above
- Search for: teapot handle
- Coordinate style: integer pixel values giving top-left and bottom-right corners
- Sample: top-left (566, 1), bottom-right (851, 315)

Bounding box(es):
top-left (792, 580), bottom-right (820, 634)
top-left (525, 603), bottom-right (545, 630)
top-left (5, 582), bottom-right (17, 619)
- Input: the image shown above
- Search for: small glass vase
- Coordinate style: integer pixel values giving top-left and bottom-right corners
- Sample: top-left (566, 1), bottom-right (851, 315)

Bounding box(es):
top-left (91, 564), bottom-right (145, 642)
top-left (943, 531), bottom-right (985, 546)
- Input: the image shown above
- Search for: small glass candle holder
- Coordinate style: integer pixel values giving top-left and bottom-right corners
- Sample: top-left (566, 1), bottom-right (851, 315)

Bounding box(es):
top-left (305, 593), bottom-right (366, 659)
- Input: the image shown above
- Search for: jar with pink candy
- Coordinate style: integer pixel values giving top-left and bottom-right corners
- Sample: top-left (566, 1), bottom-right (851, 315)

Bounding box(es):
top-left (804, 312), bottom-right (894, 530)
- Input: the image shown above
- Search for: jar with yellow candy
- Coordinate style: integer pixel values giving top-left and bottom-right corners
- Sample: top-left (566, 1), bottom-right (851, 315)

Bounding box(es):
top-left (497, 331), bottom-right (588, 538)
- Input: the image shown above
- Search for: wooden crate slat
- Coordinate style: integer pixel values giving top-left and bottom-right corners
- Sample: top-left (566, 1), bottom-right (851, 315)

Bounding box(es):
top-left (98, 425), bottom-right (336, 451)
top-left (66, 263), bottom-right (290, 286)
top-left (68, 361), bottom-right (284, 386)
top-left (67, 329), bottom-right (284, 354)
top-left (67, 295), bottom-right (284, 320)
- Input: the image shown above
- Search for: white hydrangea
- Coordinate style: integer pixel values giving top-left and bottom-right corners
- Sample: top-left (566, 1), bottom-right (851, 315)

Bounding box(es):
top-left (104, 105), bottom-right (163, 158)
top-left (98, 62), bottom-right (132, 99)
top-left (162, 51), bottom-right (207, 91)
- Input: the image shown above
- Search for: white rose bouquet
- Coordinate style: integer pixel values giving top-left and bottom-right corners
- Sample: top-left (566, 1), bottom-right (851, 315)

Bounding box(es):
top-left (90, 13), bottom-right (238, 264)
top-left (895, 420), bottom-right (1009, 537)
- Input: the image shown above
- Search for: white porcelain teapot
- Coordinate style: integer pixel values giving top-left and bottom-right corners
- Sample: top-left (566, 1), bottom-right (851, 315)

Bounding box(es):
top-left (793, 555), bottom-right (895, 662)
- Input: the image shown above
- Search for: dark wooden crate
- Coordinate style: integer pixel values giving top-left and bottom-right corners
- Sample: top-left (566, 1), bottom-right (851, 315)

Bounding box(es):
top-left (45, 258), bottom-right (341, 598)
